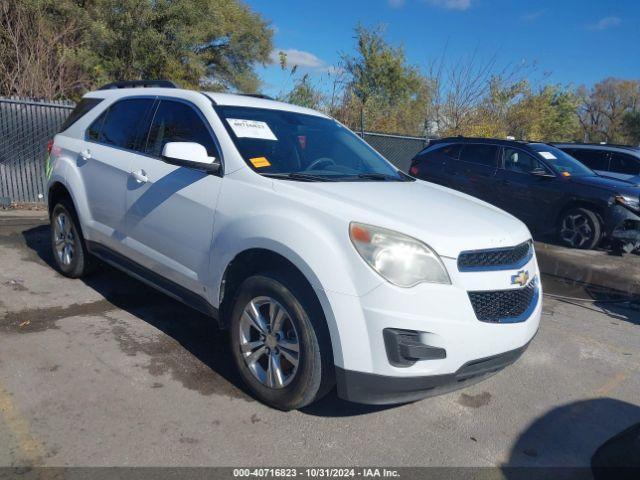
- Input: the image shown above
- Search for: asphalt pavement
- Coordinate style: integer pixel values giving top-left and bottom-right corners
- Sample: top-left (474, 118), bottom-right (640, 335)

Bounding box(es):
top-left (0, 212), bottom-right (638, 468)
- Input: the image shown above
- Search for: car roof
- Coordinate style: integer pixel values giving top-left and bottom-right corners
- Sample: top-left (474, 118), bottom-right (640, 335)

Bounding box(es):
top-left (552, 142), bottom-right (640, 155)
top-left (84, 87), bottom-right (329, 119)
top-left (427, 136), bottom-right (544, 148)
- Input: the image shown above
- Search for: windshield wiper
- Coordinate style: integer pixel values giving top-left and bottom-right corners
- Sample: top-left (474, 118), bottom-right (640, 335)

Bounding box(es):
top-left (356, 172), bottom-right (412, 181)
top-left (262, 172), bottom-right (337, 182)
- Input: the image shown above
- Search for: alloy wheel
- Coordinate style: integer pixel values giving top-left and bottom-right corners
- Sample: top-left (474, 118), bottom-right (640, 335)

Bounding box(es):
top-left (560, 213), bottom-right (593, 248)
top-left (238, 296), bottom-right (300, 389)
top-left (53, 211), bottom-right (76, 266)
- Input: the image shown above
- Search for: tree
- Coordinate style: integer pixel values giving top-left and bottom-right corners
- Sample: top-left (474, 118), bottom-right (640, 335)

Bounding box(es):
top-left (577, 78), bottom-right (640, 143)
top-left (0, 0), bottom-right (274, 99)
top-left (425, 50), bottom-right (536, 137)
top-left (507, 85), bottom-right (580, 141)
top-left (0, 0), bottom-right (88, 98)
top-left (83, 0), bottom-right (274, 93)
top-left (622, 110), bottom-right (640, 145)
top-left (283, 74), bottom-right (323, 110)
top-left (341, 25), bottom-right (426, 135)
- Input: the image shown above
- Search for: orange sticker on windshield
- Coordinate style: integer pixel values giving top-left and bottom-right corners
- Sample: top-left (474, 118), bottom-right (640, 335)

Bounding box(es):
top-left (250, 157), bottom-right (271, 168)
top-left (562, 171), bottom-right (571, 177)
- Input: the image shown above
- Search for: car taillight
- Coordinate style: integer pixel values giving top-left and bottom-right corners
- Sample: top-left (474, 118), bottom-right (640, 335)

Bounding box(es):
top-left (409, 165), bottom-right (419, 176)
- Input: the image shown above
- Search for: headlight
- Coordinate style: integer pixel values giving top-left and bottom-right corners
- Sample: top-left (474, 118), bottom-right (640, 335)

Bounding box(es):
top-left (616, 195), bottom-right (640, 213)
top-left (349, 222), bottom-right (450, 287)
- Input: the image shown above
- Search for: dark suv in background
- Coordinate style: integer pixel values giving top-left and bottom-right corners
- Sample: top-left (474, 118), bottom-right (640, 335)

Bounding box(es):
top-left (409, 137), bottom-right (640, 250)
top-left (553, 143), bottom-right (640, 184)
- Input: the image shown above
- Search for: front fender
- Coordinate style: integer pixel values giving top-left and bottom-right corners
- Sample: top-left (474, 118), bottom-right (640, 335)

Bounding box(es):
top-left (210, 211), bottom-right (384, 370)
top-left (210, 212), bottom-right (382, 302)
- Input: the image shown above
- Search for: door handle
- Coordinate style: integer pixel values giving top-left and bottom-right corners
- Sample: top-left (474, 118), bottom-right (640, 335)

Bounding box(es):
top-left (80, 149), bottom-right (91, 160)
top-left (131, 169), bottom-right (148, 183)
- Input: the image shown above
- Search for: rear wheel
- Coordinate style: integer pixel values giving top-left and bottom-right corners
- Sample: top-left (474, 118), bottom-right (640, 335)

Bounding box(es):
top-left (50, 200), bottom-right (94, 277)
top-left (558, 207), bottom-right (602, 250)
top-left (229, 272), bottom-right (334, 410)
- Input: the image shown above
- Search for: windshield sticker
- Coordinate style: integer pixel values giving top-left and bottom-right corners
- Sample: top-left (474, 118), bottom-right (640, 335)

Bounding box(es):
top-left (227, 119), bottom-right (277, 141)
top-left (249, 156), bottom-right (271, 168)
top-left (539, 151), bottom-right (557, 160)
top-left (561, 171), bottom-right (571, 177)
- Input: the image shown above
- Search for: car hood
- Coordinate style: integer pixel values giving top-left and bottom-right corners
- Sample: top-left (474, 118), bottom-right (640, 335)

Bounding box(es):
top-left (569, 175), bottom-right (640, 196)
top-left (274, 179), bottom-right (531, 259)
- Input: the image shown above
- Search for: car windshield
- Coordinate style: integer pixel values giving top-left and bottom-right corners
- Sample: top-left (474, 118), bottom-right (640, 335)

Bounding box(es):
top-left (529, 144), bottom-right (595, 177)
top-left (215, 105), bottom-right (407, 181)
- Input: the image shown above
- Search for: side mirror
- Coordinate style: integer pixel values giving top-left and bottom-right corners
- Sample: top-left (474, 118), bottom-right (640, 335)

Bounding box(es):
top-left (161, 142), bottom-right (220, 174)
top-left (531, 167), bottom-right (555, 178)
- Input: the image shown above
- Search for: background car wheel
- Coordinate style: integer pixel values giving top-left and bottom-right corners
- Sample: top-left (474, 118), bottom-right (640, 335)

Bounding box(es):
top-left (50, 199), bottom-right (94, 278)
top-left (229, 272), bottom-right (334, 410)
top-left (558, 207), bottom-right (602, 250)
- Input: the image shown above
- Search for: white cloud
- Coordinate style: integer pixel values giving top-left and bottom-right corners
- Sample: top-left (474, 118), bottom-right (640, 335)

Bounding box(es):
top-left (424, 0), bottom-right (472, 11)
top-left (521, 10), bottom-right (546, 21)
top-left (588, 16), bottom-right (622, 30)
top-left (388, 0), bottom-right (406, 8)
top-left (269, 49), bottom-right (325, 68)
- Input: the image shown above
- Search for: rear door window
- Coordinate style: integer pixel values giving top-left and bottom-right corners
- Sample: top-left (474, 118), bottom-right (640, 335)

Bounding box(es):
top-left (459, 144), bottom-right (498, 167)
top-left (609, 152), bottom-right (640, 175)
top-left (145, 100), bottom-right (219, 158)
top-left (566, 149), bottom-right (609, 170)
top-left (87, 98), bottom-right (155, 151)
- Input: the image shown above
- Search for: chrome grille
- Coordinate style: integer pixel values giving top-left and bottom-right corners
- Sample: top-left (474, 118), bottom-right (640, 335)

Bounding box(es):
top-left (458, 241), bottom-right (533, 272)
top-left (468, 280), bottom-right (538, 323)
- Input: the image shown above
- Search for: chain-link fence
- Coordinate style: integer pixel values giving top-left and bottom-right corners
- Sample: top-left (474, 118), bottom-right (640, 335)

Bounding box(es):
top-left (0, 97), bottom-right (75, 205)
top-left (0, 97), bottom-right (427, 205)
top-left (361, 132), bottom-right (426, 173)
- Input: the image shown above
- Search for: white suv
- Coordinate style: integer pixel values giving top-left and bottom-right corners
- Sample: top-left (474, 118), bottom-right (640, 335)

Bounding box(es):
top-left (47, 81), bottom-right (541, 410)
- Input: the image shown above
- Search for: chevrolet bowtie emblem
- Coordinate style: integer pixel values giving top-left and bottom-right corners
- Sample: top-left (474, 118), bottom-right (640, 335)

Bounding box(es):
top-left (511, 270), bottom-right (529, 287)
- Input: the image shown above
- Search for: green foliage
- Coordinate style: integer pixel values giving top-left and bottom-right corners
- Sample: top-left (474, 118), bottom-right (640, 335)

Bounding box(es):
top-left (83, 0), bottom-right (273, 92)
top-left (622, 111), bottom-right (640, 145)
top-left (0, 0), bottom-right (273, 98)
top-left (339, 25), bottom-right (427, 135)
top-left (507, 85), bottom-right (580, 141)
top-left (578, 78), bottom-right (640, 144)
top-left (283, 74), bottom-right (323, 110)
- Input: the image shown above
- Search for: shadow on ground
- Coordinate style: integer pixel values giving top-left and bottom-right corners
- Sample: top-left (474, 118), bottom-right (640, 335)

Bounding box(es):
top-left (19, 223), bottom-right (391, 416)
top-left (502, 398), bottom-right (640, 477)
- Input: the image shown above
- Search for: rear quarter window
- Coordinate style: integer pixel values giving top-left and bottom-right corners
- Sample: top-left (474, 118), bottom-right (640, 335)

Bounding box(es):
top-left (59, 98), bottom-right (103, 132)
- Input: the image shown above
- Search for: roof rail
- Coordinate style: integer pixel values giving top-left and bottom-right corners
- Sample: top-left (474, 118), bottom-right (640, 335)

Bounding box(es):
top-left (98, 80), bottom-right (179, 90)
top-left (238, 93), bottom-right (274, 100)
top-left (551, 141), bottom-right (639, 150)
top-left (430, 136), bottom-right (529, 144)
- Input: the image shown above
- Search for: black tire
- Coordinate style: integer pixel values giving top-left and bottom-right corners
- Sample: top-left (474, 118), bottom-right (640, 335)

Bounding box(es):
top-left (50, 199), bottom-right (94, 278)
top-left (229, 271), bottom-right (334, 410)
top-left (558, 207), bottom-right (602, 250)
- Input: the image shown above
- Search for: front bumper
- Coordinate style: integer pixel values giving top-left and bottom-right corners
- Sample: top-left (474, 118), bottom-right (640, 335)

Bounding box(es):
top-left (336, 339), bottom-right (532, 405)
top-left (325, 254), bottom-right (541, 404)
top-left (606, 205), bottom-right (640, 246)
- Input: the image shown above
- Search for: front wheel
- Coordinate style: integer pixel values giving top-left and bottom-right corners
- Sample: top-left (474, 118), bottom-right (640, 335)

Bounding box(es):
top-left (229, 272), bottom-right (334, 410)
top-left (558, 207), bottom-right (602, 250)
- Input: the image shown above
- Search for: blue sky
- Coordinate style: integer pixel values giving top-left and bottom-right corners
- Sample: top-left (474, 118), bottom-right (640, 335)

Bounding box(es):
top-left (246, 0), bottom-right (640, 97)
